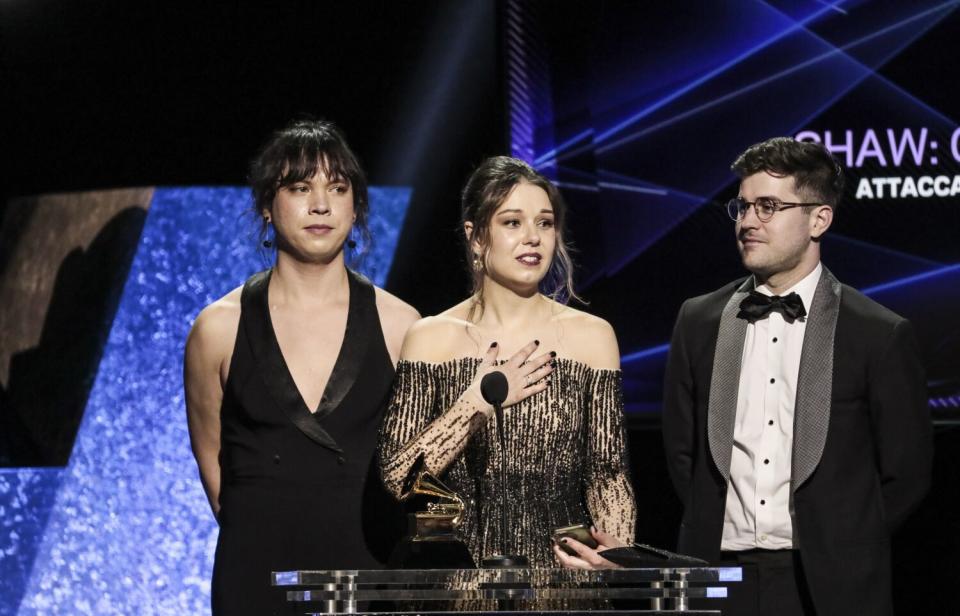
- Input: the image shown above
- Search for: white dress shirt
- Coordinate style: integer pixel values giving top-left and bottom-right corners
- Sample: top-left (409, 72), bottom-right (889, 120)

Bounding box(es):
top-left (721, 263), bottom-right (822, 551)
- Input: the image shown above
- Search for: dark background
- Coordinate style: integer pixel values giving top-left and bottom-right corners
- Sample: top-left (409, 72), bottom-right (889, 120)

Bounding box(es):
top-left (0, 0), bottom-right (506, 315)
top-left (2, 1), bottom-right (957, 612)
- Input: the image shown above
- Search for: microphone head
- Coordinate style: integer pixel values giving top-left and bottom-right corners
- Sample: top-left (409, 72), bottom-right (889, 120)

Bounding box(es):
top-left (480, 371), bottom-right (509, 406)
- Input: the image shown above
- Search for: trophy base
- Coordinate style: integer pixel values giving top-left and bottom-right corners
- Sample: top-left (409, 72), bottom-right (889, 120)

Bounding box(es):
top-left (411, 534), bottom-right (460, 542)
top-left (410, 513), bottom-right (459, 538)
top-left (389, 536), bottom-right (475, 569)
top-left (481, 554), bottom-right (530, 568)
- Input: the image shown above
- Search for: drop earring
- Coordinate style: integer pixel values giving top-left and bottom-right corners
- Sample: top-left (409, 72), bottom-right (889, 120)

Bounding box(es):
top-left (262, 217), bottom-right (273, 248)
top-left (348, 214), bottom-right (358, 249)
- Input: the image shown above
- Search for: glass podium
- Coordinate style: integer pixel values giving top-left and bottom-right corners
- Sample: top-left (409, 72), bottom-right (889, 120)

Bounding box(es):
top-left (272, 566), bottom-right (742, 614)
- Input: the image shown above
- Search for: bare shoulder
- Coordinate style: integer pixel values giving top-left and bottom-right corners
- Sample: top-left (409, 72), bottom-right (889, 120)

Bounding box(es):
top-left (374, 287), bottom-right (421, 329)
top-left (185, 286), bottom-right (243, 365)
top-left (400, 300), bottom-right (477, 363)
top-left (553, 303), bottom-right (621, 370)
top-left (374, 287), bottom-right (421, 363)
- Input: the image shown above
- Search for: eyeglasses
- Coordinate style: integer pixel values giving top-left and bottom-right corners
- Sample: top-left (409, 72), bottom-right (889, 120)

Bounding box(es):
top-left (726, 197), bottom-right (824, 222)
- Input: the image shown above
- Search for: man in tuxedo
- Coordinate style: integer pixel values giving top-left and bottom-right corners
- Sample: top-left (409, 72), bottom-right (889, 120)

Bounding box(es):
top-left (662, 137), bottom-right (932, 615)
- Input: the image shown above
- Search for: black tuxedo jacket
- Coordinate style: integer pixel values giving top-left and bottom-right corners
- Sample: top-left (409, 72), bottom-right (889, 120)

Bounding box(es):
top-left (662, 267), bottom-right (932, 616)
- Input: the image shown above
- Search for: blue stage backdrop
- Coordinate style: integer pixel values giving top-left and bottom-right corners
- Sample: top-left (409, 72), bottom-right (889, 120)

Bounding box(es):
top-left (2, 186), bottom-right (411, 615)
top-left (505, 0), bottom-right (960, 419)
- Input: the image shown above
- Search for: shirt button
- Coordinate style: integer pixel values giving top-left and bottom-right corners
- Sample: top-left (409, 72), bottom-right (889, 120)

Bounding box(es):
top-left (337, 455), bottom-right (346, 465)
top-left (760, 499), bottom-right (766, 505)
top-left (772, 337), bottom-right (778, 343)
top-left (760, 534), bottom-right (768, 541)
top-left (321, 396), bottom-right (329, 404)
top-left (273, 454), bottom-right (281, 464)
top-left (768, 420), bottom-right (774, 426)
top-left (769, 378), bottom-right (776, 384)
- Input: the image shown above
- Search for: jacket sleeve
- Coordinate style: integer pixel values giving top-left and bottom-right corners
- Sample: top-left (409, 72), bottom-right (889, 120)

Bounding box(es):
top-left (662, 300), bottom-right (696, 506)
top-left (868, 318), bottom-right (933, 531)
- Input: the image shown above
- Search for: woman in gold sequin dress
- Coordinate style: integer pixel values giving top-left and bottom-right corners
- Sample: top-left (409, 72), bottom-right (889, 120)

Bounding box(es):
top-left (378, 156), bottom-right (636, 571)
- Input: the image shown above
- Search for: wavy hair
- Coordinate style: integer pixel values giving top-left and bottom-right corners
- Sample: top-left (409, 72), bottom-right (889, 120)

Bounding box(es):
top-left (460, 156), bottom-right (581, 320)
top-left (731, 136), bottom-right (845, 208)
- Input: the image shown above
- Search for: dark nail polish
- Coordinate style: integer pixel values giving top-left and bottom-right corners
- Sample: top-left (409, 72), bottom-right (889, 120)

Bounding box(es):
top-left (550, 351), bottom-right (557, 358)
top-left (534, 339), bottom-right (540, 346)
top-left (561, 538), bottom-right (568, 544)
top-left (490, 341), bottom-right (498, 348)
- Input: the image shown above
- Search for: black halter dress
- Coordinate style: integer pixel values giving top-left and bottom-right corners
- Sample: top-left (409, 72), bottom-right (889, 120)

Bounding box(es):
top-left (211, 269), bottom-right (400, 615)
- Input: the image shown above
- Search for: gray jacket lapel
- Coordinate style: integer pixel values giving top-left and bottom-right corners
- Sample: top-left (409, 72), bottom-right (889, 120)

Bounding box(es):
top-left (707, 278), bottom-right (753, 481)
top-left (792, 267), bottom-right (842, 491)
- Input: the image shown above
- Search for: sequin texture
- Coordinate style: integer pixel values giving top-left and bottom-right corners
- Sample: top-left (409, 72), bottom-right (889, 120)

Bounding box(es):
top-left (379, 357), bottom-right (636, 568)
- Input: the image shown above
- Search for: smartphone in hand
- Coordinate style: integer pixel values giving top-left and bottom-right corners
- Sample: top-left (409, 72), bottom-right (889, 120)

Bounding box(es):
top-left (552, 523), bottom-right (599, 556)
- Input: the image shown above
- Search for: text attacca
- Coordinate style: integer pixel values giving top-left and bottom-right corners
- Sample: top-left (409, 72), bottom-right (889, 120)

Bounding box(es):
top-left (852, 175), bottom-right (960, 199)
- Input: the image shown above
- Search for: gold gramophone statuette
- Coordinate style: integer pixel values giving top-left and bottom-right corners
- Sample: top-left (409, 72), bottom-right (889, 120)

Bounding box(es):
top-left (401, 454), bottom-right (464, 542)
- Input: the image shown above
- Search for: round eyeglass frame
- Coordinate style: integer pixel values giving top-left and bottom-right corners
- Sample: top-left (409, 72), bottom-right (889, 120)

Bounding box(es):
top-left (726, 197), bottom-right (825, 222)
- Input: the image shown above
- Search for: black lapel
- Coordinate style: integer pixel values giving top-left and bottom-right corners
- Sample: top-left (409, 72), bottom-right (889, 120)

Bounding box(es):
top-left (241, 269), bottom-right (375, 454)
top-left (707, 277), bottom-right (752, 480)
top-left (313, 269), bottom-right (375, 420)
top-left (792, 266), bottom-right (842, 491)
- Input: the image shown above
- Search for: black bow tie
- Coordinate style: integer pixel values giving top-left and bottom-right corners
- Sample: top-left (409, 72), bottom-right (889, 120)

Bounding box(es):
top-left (737, 290), bottom-right (807, 323)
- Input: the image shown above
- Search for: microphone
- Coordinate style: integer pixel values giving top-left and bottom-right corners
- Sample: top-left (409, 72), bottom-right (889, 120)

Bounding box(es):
top-left (480, 371), bottom-right (508, 421)
top-left (480, 370), bottom-right (508, 462)
top-left (479, 371), bottom-right (528, 569)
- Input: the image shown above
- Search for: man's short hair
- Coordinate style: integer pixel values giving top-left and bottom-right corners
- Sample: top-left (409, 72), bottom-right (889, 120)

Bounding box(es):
top-left (731, 137), bottom-right (844, 208)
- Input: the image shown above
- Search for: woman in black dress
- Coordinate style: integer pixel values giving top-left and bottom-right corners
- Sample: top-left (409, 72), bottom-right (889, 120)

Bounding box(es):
top-left (185, 119), bottom-right (419, 615)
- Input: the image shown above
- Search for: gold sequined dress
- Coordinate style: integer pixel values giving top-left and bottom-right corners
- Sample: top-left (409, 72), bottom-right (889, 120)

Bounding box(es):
top-left (379, 358), bottom-right (636, 568)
